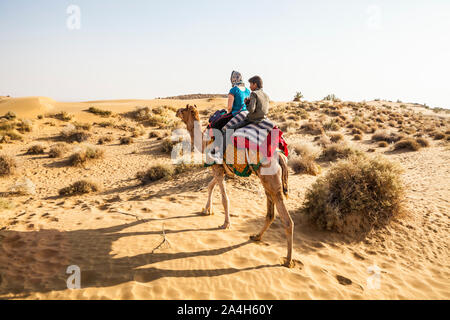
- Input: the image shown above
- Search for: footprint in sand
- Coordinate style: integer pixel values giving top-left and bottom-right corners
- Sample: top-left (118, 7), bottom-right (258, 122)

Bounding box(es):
top-left (353, 252), bottom-right (366, 260)
top-left (292, 259), bottom-right (304, 270)
top-left (336, 275), bottom-right (353, 286)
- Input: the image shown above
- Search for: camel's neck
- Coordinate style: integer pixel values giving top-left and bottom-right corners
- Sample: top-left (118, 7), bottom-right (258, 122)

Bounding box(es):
top-left (186, 118), bottom-right (202, 139)
top-left (186, 118), bottom-right (203, 152)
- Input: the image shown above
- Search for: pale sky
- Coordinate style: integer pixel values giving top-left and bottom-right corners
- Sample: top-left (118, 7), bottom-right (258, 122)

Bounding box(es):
top-left (0, 0), bottom-right (449, 108)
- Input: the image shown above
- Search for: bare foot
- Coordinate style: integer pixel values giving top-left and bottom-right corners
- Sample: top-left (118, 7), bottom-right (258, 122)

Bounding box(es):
top-left (249, 234), bottom-right (262, 241)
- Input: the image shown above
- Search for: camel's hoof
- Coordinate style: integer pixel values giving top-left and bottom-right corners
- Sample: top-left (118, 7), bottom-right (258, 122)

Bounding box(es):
top-left (202, 207), bottom-right (213, 216)
top-left (249, 234), bottom-right (262, 242)
top-left (219, 223), bottom-right (231, 230)
top-left (282, 258), bottom-right (295, 269)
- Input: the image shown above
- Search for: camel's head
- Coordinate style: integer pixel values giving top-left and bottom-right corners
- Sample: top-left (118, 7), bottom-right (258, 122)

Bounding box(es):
top-left (176, 104), bottom-right (200, 125)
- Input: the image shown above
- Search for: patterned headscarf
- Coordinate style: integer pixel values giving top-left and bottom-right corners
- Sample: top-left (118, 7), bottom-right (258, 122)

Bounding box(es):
top-left (230, 71), bottom-right (244, 87)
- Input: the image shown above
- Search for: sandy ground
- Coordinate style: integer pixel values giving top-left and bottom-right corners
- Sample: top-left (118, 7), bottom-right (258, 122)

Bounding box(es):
top-left (0, 96), bottom-right (448, 300)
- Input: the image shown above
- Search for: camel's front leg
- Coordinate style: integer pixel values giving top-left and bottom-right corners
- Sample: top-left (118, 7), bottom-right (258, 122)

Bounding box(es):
top-left (203, 177), bottom-right (216, 215)
top-left (212, 166), bottom-right (230, 229)
top-left (218, 177), bottom-right (230, 229)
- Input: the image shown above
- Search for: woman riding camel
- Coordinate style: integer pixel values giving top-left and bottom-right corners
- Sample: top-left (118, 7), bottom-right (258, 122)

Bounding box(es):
top-left (209, 71), bottom-right (250, 130)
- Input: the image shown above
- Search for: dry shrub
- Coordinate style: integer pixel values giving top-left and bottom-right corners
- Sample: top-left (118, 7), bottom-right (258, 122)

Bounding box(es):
top-left (393, 138), bottom-right (422, 151)
top-left (124, 106), bottom-right (176, 128)
top-left (280, 120), bottom-right (300, 133)
top-left (137, 162), bottom-right (201, 184)
top-left (60, 126), bottom-right (91, 143)
top-left (432, 131), bottom-right (445, 140)
top-left (131, 125), bottom-right (145, 137)
top-left (378, 141), bottom-right (389, 148)
top-left (353, 134), bottom-right (362, 141)
top-left (0, 130), bottom-right (23, 142)
top-left (300, 121), bottom-right (324, 135)
top-left (96, 121), bottom-right (114, 128)
top-left (329, 133), bottom-right (344, 143)
top-left (72, 122), bottom-right (92, 131)
top-left (415, 137), bottom-right (430, 148)
top-left (351, 128), bottom-right (363, 135)
top-left (320, 143), bottom-right (361, 161)
top-left (68, 147), bottom-right (104, 166)
top-left (323, 119), bottom-right (340, 131)
top-left (315, 134), bottom-right (331, 147)
top-left (87, 107), bottom-right (112, 117)
top-left (302, 154), bottom-right (404, 236)
top-left (97, 136), bottom-right (113, 145)
top-left (49, 143), bottom-right (70, 158)
top-left (26, 144), bottom-right (45, 155)
top-left (289, 156), bottom-right (320, 176)
top-left (173, 162), bottom-right (202, 174)
top-left (49, 111), bottom-right (73, 122)
top-left (294, 108), bottom-right (309, 119)
top-left (161, 138), bottom-right (177, 153)
top-left (0, 154), bottom-right (17, 176)
top-left (2, 111), bottom-right (16, 120)
top-left (59, 180), bottom-right (101, 196)
top-left (16, 120), bottom-right (33, 133)
top-left (0, 120), bottom-right (16, 131)
top-left (349, 120), bottom-right (369, 133)
top-left (120, 136), bottom-right (134, 145)
top-left (290, 142), bottom-right (321, 160)
top-left (137, 163), bottom-right (175, 184)
top-left (372, 130), bottom-right (403, 143)
top-left (125, 107), bottom-right (151, 121)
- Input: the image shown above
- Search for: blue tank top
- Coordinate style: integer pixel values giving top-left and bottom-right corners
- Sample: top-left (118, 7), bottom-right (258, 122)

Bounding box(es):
top-left (229, 86), bottom-right (250, 115)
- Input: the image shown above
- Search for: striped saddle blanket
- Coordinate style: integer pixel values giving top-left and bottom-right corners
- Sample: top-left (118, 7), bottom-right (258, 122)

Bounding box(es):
top-left (223, 111), bottom-right (288, 159)
top-left (204, 111), bottom-right (289, 177)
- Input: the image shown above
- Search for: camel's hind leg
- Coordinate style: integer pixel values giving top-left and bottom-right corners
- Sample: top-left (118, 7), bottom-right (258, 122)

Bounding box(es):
top-left (203, 177), bottom-right (216, 215)
top-left (250, 192), bottom-right (275, 241)
top-left (211, 165), bottom-right (230, 229)
top-left (256, 164), bottom-right (294, 268)
top-left (273, 191), bottom-right (294, 267)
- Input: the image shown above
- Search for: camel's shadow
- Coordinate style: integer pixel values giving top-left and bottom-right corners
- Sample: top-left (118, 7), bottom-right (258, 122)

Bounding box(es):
top-left (0, 218), bottom-right (275, 299)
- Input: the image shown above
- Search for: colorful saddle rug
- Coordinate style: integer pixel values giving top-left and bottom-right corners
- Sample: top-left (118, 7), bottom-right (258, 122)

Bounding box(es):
top-left (204, 111), bottom-right (289, 177)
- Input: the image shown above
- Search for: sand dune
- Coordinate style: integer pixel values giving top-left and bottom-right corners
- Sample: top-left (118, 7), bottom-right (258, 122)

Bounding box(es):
top-left (0, 97), bottom-right (57, 118)
top-left (0, 97), bottom-right (448, 300)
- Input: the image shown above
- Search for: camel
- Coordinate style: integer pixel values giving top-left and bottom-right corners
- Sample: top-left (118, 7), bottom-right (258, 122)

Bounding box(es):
top-left (176, 105), bottom-right (294, 267)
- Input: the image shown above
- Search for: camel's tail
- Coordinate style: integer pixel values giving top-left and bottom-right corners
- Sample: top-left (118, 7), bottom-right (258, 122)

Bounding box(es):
top-left (279, 153), bottom-right (289, 199)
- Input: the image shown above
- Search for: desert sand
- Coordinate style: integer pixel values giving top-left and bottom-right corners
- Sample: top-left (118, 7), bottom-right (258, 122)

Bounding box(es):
top-left (0, 96), bottom-right (448, 300)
